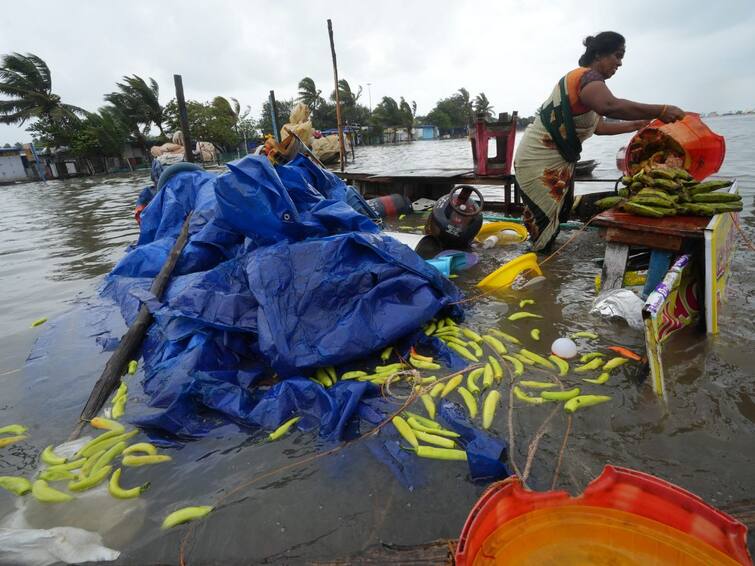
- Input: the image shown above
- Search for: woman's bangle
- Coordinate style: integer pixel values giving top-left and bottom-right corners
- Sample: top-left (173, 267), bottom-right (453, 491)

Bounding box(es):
top-left (657, 104), bottom-right (667, 119)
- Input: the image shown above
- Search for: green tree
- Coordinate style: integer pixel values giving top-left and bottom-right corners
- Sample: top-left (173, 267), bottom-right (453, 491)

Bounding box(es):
top-left (105, 75), bottom-right (165, 137)
top-left (0, 52), bottom-right (85, 147)
top-left (70, 106), bottom-right (128, 160)
top-left (474, 92), bottom-right (494, 119)
top-left (163, 98), bottom-right (239, 151)
top-left (258, 98), bottom-right (294, 136)
top-left (399, 97), bottom-right (416, 139)
top-left (297, 77), bottom-right (324, 112)
top-left (426, 88), bottom-right (474, 135)
top-left (213, 96), bottom-right (252, 155)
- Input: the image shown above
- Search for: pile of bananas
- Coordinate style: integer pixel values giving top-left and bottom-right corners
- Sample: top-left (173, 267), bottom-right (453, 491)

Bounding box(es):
top-left (596, 167), bottom-right (740, 218)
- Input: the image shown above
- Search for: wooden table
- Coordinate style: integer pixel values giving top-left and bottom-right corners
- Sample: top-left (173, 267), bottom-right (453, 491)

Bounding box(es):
top-left (592, 209), bottom-right (708, 294)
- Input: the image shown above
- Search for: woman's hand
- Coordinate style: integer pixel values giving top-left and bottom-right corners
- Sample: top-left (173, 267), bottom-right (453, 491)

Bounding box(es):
top-left (660, 105), bottom-right (685, 123)
top-left (633, 120), bottom-right (650, 130)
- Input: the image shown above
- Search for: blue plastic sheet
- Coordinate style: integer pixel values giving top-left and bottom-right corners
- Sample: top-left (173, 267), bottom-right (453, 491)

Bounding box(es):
top-left (99, 155), bottom-right (508, 481)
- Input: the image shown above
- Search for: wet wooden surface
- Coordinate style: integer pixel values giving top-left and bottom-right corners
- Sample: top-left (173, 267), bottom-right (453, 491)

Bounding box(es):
top-left (311, 540), bottom-right (455, 565)
top-left (593, 209), bottom-right (709, 240)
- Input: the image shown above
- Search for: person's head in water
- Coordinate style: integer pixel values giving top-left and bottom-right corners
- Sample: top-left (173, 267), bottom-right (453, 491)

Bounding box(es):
top-left (578, 31), bottom-right (625, 79)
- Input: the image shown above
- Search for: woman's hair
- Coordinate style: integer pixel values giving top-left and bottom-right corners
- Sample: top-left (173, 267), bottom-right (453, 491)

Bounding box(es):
top-left (579, 32), bottom-right (625, 66)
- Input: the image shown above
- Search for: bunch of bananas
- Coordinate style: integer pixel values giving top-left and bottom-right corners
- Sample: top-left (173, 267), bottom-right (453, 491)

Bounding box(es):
top-left (596, 168), bottom-right (740, 218)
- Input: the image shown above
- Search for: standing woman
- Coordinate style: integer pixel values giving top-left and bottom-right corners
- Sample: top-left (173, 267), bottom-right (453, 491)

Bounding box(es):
top-left (514, 31), bottom-right (686, 252)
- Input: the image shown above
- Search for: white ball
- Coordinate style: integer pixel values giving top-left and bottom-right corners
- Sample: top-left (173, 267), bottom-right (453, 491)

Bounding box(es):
top-left (551, 338), bottom-right (578, 359)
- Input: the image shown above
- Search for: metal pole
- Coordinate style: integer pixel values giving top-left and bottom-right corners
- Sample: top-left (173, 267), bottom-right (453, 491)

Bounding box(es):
top-left (269, 90), bottom-right (280, 142)
top-left (367, 83), bottom-right (372, 114)
top-left (327, 19), bottom-right (347, 172)
top-left (173, 74), bottom-right (195, 163)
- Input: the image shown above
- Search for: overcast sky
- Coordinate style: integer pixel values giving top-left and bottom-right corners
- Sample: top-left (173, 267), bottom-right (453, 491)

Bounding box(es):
top-left (1, 0), bottom-right (753, 144)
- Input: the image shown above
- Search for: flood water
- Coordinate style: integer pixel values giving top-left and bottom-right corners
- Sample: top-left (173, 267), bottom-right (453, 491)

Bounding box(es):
top-left (0, 114), bottom-right (753, 563)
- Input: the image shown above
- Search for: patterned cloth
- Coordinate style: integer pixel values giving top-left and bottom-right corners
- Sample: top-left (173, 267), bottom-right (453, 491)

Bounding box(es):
top-left (514, 68), bottom-right (601, 251)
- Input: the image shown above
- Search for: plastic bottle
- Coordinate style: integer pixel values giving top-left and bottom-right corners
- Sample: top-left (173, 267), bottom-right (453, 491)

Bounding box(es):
top-left (482, 230), bottom-right (521, 249)
top-left (482, 234), bottom-right (500, 249)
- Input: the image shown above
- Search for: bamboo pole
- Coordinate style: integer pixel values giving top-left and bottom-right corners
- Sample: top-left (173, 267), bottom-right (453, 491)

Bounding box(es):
top-left (174, 74), bottom-right (195, 163)
top-left (269, 90), bottom-right (281, 142)
top-left (71, 213), bottom-right (193, 439)
top-left (327, 19), bottom-right (347, 172)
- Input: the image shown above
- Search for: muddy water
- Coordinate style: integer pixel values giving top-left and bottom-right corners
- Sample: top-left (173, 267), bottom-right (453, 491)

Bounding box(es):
top-left (0, 115), bottom-right (753, 563)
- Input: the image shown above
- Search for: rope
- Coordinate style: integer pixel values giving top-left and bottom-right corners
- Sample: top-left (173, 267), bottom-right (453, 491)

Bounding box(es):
top-left (730, 212), bottom-right (755, 252)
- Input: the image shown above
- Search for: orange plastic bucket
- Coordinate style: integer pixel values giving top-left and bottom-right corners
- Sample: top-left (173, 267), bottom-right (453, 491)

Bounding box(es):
top-left (624, 113), bottom-right (725, 181)
top-left (455, 466), bottom-right (751, 566)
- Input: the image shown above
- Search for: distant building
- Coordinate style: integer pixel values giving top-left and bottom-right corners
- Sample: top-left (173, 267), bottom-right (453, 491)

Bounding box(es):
top-left (0, 147), bottom-right (28, 182)
top-left (412, 125), bottom-right (439, 140)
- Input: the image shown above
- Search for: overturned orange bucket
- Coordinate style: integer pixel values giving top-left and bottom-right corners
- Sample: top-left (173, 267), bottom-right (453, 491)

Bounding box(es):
top-left (455, 466), bottom-right (750, 565)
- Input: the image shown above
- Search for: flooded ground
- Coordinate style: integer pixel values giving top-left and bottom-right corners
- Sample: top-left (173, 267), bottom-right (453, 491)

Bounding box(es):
top-left (0, 115), bottom-right (753, 563)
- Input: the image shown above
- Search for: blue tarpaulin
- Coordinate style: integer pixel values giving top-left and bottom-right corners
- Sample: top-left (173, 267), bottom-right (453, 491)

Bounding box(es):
top-left (100, 155), bottom-right (509, 481)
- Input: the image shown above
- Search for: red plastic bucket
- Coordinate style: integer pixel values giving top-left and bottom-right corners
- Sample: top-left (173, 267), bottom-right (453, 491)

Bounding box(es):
top-left (455, 466), bottom-right (750, 565)
top-left (624, 113), bottom-right (725, 181)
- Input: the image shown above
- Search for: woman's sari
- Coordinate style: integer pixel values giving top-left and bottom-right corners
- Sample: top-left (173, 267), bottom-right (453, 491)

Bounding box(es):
top-left (514, 68), bottom-right (600, 251)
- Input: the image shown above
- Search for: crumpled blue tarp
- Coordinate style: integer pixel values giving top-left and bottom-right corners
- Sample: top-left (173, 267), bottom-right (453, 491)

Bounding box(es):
top-left (100, 154), bottom-right (508, 481)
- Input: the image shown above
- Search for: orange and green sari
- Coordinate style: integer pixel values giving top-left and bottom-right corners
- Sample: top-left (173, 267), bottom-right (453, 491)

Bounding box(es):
top-left (514, 68), bottom-right (601, 251)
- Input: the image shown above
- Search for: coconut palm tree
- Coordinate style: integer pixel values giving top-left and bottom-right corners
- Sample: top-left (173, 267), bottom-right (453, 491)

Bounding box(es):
top-left (213, 96), bottom-right (251, 156)
top-left (0, 52), bottom-right (84, 126)
top-left (298, 77), bottom-right (324, 111)
top-left (105, 75), bottom-right (165, 136)
top-left (474, 92), bottom-right (494, 119)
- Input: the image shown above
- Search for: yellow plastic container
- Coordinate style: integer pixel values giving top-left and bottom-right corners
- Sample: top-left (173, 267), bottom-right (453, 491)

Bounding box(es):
top-left (477, 253), bottom-right (543, 292)
top-left (475, 221), bottom-right (528, 244)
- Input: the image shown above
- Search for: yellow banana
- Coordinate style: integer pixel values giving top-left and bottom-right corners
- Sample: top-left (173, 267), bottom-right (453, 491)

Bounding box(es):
top-left (513, 353), bottom-right (535, 366)
top-left (375, 363), bottom-right (404, 374)
top-left (603, 357), bottom-right (630, 372)
top-left (461, 328), bottom-right (484, 342)
top-left (488, 356), bottom-right (503, 381)
top-left (429, 382), bottom-right (445, 398)
top-left (39, 468), bottom-right (76, 482)
top-left (406, 417), bottom-right (460, 438)
top-left (467, 340), bottom-right (484, 358)
top-left (162, 506), bottom-right (213, 529)
top-left (0, 424), bottom-right (27, 436)
top-left (518, 349), bottom-right (556, 370)
top-left (440, 374), bottom-right (463, 398)
top-left (415, 446), bottom-right (467, 461)
top-left (414, 430), bottom-right (456, 449)
top-left (420, 394), bottom-right (436, 419)
top-left (457, 386), bottom-right (478, 418)
top-left (40, 445), bottom-right (66, 466)
top-left (548, 355), bottom-right (569, 376)
top-left (68, 465), bottom-right (112, 492)
top-left (403, 412), bottom-right (440, 429)
top-left (90, 417), bottom-right (125, 432)
top-left (541, 387), bottom-right (581, 401)
top-left (79, 450), bottom-right (104, 478)
top-left (392, 416), bottom-right (418, 448)
top-left (446, 342), bottom-right (478, 362)
top-left (482, 390), bottom-right (501, 429)
top-left (0, 476), bottom-right (32, 495)
top-left (564, 395), bottom-right (612, 413)
top-left (268, 416), bottom-right (301, 441)
top-left (466, 370), bottom-right (481, 395)
top-left (508, 312), bottom-right (543, 321)
top-left (574, 358), bottom-right (604, 373)
top-left (482, 335), bottom-right (507, 355)
top-left (0, 435), bottom-right (26, 448)
top-left (91, 441), bottom-right (127, 474)
top-left (410, 358), bottom-right (441, 370)
top-left (32, 479), bottom-right (73, 503)
top-left (122, 442), bottom-right (158, 456)
top-left (482, 363), bottom-right (494, 389)
top-left (501, 355), bottom-right (524, 376)
top-left (519, 380), bottom-right (556, 389)
top-left (78, 430), bottom-right (138, 458)
top-left (583, 372), bottom-right (610, 385)
top-left (579, 352), bottom-right (606, 363)
top-left (45, 458), bottom-right (86, 474)
top-left (513, 385), bottom-right (546, 405)
top-left (122, 455), bottom-right (172, 467)
top-left (108, 467), bottom-right (150, 499)
top-left (489, 329), bottom-right (522, 345)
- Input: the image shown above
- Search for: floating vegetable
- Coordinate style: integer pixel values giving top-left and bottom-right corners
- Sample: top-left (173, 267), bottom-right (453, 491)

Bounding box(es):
top-left (78, 430), bottom-right (137, 458)
top-left (46, 458), bottom-right (86, 472)
top-left (268, 416), bottom-right (301, 441)
top-left (429, 382), bottom-right (446, 398)
top-left (376, 363), bottom-right (404, 374)
top-left (0, 435), bottom-right (26, 448)
top-left (112, 396), bottom-right (126, 419)
top-left (466, 369), bottom-right (481, 395)
top-left (68, 465), bottom-right (112, 492)
top-left (457, 387), bottom-right (478, 418)
top-left (574, 358), bottom-right (605, 373)
top-left (482, 390), bottom-right (501, 429)
top-left (32, 479), bottom-right (72, 503)
top-left (122, 455), bottom-right (172, 467)
top-left (40, 445), bottom-right (66, 466)
top-left (441, 375), bottom-right (464, 398)
top-left (424, 322), bottom-right (437, 336)
top-left (488, 356), bottom-right (503, 381)
top-left (572, 331), bottom-right (599, 340)
top-left (380, 346), bottom-right (394, 361)
top-left (583, 372), bottom-right (610, 385)
top-left (603, 357), bottom-right (630, 371)
top-left (513, 353), bottom-right (535, 366)
top-left (564, 395), bottom-right (612, 413)
top-left (482, 335), bottom-right (507, 355)
top-left (508, 312), bottom-right (543, 321)
top-left (392, 416), bottom-right (418, 448)
top-left (489, 329), bottom-right (522, 345)
top-left (501, 355), bottom-right (524, 376)
top-left (91, 441), bottom-right (127, 474)
top-left (548, 355), bottom-right (569, 376)
top-left (39, 468), bottom-right (75, 482)
top-left (90, 417), bottom-right (125, 432)
top-left (482, 364), bottom-right (494, 389)
top-left (0, 476), bottom-right (32, 496)
top-left (31, 317), bottom-right (48, 327)
top-left (109, 468), bottom-right (150, 499)
top-left (404, 412), bottom-right (440, 429)
top-left (461, 328), bottom-right (484, 342)
top-left (127, 360), bottom-right (138, 374)
top-left (415, 446), bottom-right (467, 461)
top-left (341, 370), bottom-right (367, 380)
top-left (447, 342), bottom-right (478, 362)
top-left (0, 424), bottom-right (27, 436)
top-left (410, 351), bottom-right (434, 363)
top-left (162, 506), bottom-right (214, 529)
top-left (414, 430), bottom-right (456, 449)
top-left (606, 346), bottom-right (643, 361)
top-left (519, 380), bottom-right (557, 389)
top-left (519, 349), bottom-right (556, 370)
top-left (519, 299), bottom-right (535, 308)
top-left (406, 418), bottom-right (460, 438)
top-left (530, 329), bottom-right (540, 341)
top-left (580, 352), bottom-right (606, 363)
top-left (513, 386), bottom-right (546, 405)
top-left (541, 387), bottom-right (581, 401)
top-left (467, 341), bottom-right (484, 358)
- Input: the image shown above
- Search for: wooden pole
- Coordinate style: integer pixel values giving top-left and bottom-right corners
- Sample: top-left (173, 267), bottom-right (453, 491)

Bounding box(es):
top-left (71, 213), bottom-right (193, 439)
top-left (327, 19), bottom-right (347, 172)
top-left (173, 74), bottom-right (195, 163)
top-left (269, 90), bottom-right (280, 142)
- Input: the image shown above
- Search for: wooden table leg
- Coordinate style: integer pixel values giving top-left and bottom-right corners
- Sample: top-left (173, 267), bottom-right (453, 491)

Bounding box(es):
top-left (600, 242), bottom-right (629, 292)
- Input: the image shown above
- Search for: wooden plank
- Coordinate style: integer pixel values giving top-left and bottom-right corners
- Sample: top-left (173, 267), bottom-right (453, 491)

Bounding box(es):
top-left (603, 227), bottom-right (684, 251)
top-left (593, 209), bottom-right (707, 240)
top-left (600, 242), bottom-right (629, 292)
top-left (312, 540), bottom-right (454, 565)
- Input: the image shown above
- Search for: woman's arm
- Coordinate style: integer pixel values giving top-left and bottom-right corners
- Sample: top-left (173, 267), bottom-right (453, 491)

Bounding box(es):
top-left (580, 82), bottom-right (685, 122)
top-left (594, 117), bottom-right (649, 135)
